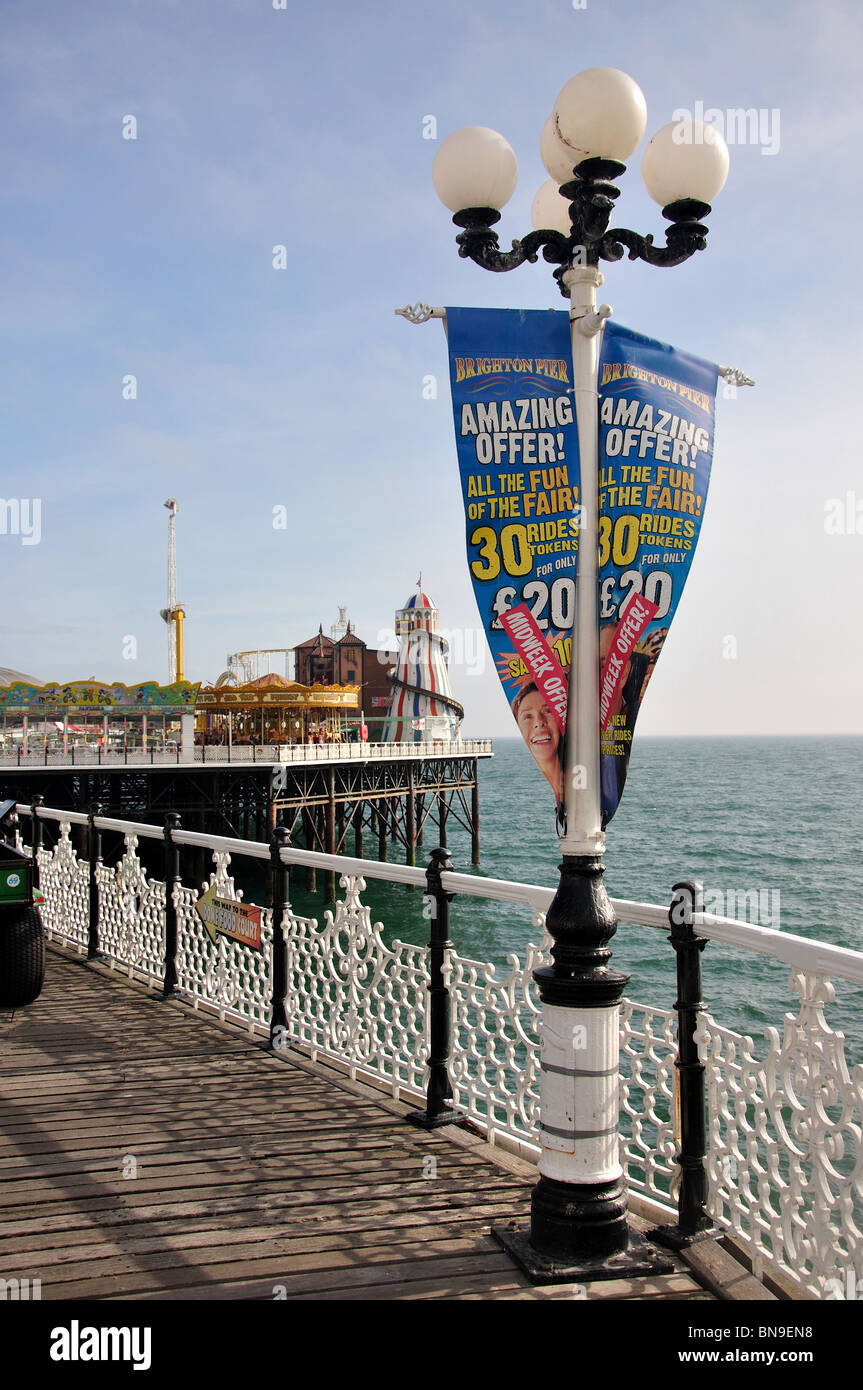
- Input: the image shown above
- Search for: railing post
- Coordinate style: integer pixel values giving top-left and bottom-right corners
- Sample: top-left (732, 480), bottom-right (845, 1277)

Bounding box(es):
top-left (408, 847), bottom-right (463, 1129)
top-left (655, 879), bottom-right (718, 1248)
top-left (87, 802), bottom-right (103, 960)
top-left (30, 795), bottom-right (44, 888)
top-left (162, 812), bottom-right (182, 997)
top-left (269, 824), bottom-right (291, 1051)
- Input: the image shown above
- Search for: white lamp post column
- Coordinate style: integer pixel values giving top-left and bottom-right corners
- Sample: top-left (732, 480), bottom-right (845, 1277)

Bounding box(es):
top-left (561, 261), bottom-right (606, 858)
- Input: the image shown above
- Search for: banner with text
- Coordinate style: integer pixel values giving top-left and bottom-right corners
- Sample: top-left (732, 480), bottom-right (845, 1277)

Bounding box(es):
top-left (445, 308), bottom-right (582, 813)
top-left (597, 320), bottom-right (718, 823)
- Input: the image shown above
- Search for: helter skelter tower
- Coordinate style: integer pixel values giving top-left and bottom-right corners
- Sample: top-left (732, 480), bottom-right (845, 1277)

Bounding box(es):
top-left (382, 582), bottom-right (464, 743)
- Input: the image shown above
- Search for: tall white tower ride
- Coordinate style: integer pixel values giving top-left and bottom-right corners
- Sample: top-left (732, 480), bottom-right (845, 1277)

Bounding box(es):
top-left (382, 583), bottom-right (463, 743)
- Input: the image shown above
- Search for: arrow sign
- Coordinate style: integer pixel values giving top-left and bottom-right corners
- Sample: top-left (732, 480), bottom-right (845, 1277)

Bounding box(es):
top-left (195, 884), bottom-right (262, 952)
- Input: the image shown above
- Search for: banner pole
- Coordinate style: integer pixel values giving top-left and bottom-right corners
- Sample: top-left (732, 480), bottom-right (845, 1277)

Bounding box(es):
top-left (560, 265), bottom-right (607, 856)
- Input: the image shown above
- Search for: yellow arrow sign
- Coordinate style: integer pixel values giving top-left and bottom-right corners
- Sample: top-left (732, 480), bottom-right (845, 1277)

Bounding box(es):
top-left (195, 884), bottom-right (262, 952)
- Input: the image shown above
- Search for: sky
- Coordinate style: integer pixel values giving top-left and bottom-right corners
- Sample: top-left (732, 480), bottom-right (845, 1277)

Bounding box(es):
top-left (1, 0), bottom-right (861, 737)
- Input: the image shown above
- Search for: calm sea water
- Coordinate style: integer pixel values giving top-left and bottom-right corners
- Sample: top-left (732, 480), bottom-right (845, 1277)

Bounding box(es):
top-left (286, 735), bottom-right (863, 1060)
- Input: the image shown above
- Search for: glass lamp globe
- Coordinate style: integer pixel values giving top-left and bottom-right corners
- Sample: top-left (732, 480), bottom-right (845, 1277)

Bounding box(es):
top-left (540, 113), bottom-right (582, 184)
top-left (432, 126), bottom-right (519, 212)
top-left (642, 120), bottom-right (730, 206)
top-left (531, 179), bottom-right (572, 237)
top-left (553, 67), bottom-right (647, 164)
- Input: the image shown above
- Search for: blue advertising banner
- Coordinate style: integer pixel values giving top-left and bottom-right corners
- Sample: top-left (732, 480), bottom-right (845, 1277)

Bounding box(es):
top-left (444, 308), bottom-right (582, 811)
top-left (597, 320), bottom-right (718, 824)
top-left (443, 309), bottom-right (718, 828)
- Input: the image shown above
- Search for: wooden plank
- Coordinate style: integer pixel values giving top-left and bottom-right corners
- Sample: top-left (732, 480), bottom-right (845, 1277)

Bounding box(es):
top-left (0, 1187), bottom-right (529, 1248)
top-left (74, 1250), bottom-right (523, 1301)
top-left (0, 1199), bottom-right (533, 1258)
top-left (0, 947), bottom-right (709, 1302)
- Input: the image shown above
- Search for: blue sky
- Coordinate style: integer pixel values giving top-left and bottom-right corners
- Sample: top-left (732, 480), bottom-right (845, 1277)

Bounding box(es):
top-left (2, 0), bottom-right (861, 735)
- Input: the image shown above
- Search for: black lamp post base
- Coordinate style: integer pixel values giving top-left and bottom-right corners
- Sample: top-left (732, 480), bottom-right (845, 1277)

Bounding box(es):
top-left (157, 986), bottom-right (192, 1003)
top-left (406, 1105), bottom-right (467, 1130)
top-left (492, 1222), bottom-right (675, 1286)
top-left (651, 1220), bottom-right (720, 1251)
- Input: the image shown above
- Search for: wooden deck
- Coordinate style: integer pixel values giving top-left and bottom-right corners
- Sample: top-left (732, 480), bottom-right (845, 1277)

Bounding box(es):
top-left (0, 946), bottom-right (712, 1301)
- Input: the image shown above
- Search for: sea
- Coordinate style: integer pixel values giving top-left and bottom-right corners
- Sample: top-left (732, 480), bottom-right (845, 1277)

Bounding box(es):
top-left (285, 735), bottom-right (863, 1062)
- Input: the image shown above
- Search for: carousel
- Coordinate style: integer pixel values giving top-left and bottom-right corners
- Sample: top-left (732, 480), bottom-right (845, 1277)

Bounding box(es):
top-left (195, 674), bottom-right (361, 746)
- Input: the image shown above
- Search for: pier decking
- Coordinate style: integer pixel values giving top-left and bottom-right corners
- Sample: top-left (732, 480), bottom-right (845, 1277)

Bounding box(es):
top-left (0, 947), bottom-right (710, 1302)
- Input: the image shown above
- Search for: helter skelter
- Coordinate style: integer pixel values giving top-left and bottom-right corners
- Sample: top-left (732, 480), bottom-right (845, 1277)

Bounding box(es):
top-left (381, 581), bottom-right (464, 744)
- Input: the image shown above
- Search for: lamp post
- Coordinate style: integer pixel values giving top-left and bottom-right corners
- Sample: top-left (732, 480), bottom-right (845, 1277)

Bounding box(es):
top-left (432, 67), bottom-right (728, 1280)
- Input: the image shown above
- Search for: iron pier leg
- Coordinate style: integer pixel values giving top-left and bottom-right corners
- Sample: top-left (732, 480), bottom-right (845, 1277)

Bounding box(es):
top-left (438, 789), bottom-right (447, 849)
top-left (301, 808), bottom-right (316, 891)
top-left (406, 766), bottom-right (416, 868)
top-left (378, 798), bottom-right (387, 862)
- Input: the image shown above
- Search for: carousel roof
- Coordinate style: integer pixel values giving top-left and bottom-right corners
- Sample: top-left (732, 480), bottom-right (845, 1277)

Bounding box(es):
top-left (247, 673), bottom-right (293, 688)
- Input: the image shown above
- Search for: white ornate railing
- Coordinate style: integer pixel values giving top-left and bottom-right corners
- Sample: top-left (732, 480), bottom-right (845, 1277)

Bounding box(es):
top-left (15, 804), bottom-right (863, 1300)
top-left (2, 738), bottom-right (493, 771)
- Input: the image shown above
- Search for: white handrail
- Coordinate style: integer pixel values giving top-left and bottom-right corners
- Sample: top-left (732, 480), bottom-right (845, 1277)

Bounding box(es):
top-left (15, 803), bottom-right (863, 987)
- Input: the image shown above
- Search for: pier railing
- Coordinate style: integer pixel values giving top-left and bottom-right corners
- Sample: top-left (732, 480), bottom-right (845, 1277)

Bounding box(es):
top-left (14, 803), bottom-right (863, 1301)
top-left (0, 738), bottom-right (493, 770)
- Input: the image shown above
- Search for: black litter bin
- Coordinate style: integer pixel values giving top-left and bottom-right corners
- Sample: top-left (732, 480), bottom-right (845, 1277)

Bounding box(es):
top-left (0, 799), bottom-right (45, 1006)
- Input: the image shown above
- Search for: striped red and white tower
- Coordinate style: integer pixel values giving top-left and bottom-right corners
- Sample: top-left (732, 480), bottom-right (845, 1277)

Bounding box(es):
top-left (382, 583), bottom-right (464, 743)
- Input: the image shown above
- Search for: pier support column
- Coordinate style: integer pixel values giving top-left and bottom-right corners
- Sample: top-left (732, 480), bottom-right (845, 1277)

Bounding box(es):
top-left (301, 808), bottom-right (316, 892)
top-left (74, 781), bottom-right (89, 860)
top-left (354, 805), bottom-right (363, 859)
top-left (471, 772), bottom-right (481, 866)
top-left (416, 794), bottom-right (424, 848)
top-left (377, 799), bottom-right (387, 863)
top-left (438, 789), bottom-right (448, 849)
top-left (406, 767), bottom-right (416, 868)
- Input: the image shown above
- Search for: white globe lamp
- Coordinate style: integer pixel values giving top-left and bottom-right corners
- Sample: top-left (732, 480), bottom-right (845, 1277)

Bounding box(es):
top-left (553, 67), bottom-right (647, 165)
top-left (531, 179), bottom-right (572, 237)
top-left (642, 120), bottom-right (730, 207)
top-left (432, 126), bottom-right (519, 212)
top-left (540, 113), bottom-right (582, 185)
